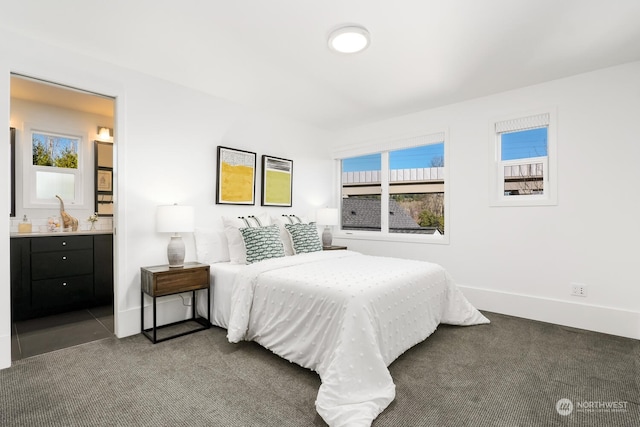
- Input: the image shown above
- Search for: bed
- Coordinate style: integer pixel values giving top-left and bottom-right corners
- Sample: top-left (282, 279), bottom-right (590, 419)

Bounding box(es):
top-left (195, 227), bottom-right (489, 427)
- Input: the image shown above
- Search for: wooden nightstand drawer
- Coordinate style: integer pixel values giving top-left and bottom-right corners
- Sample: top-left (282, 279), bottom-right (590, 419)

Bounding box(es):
top-left (141, 263), bottom-right (210, 297)
top-left (153, 268), bottom-right (209, 296)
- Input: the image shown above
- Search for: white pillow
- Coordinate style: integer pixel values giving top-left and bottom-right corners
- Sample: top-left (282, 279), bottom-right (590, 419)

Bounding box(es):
top-left (194, 228), bottom-right (230, 264)
top-left (272, 215), bottom-right (308, 256)
top-left (222, 213), bottom-right (272, 264)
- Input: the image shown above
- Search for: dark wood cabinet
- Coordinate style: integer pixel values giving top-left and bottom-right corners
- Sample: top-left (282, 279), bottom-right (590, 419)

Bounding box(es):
top-left (10, 233), bottom-right (114, 321)
top-left (94, 233), bottom-right (114, 304)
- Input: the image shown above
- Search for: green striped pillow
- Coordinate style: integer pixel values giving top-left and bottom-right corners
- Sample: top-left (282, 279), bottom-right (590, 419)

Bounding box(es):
top-left (284, 222), bottom-right (322, 254)
top-left (239, 224), bottom-right (285, 264)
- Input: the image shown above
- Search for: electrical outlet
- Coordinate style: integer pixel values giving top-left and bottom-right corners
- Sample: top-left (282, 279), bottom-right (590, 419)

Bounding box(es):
top-left (571, 283), bottom-right (588, 297)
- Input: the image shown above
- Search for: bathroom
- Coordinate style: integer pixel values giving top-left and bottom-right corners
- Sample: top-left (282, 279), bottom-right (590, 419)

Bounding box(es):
top-left (9, 75), bottom-right (115, 360)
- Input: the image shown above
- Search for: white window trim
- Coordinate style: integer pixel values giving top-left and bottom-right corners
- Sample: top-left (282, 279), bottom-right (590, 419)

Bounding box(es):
top-left (23, 123), bottom-right (88, 209)
top-left (332, 129), bottom-right (450, 245)
top-left (489, 108), bottom-right (557, 207)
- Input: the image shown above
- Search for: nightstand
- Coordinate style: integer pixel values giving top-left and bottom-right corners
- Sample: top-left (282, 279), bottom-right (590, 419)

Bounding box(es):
top-left (323, 245), bottom-right (347, 251)
top-left (140, 262), bottom-right (210, 343)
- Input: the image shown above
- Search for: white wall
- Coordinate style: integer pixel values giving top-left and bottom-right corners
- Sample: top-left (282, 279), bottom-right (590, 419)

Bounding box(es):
top-left (332, 62), bottom-right (640, 339)
top-left (0, 29), bottom-right (333, 369)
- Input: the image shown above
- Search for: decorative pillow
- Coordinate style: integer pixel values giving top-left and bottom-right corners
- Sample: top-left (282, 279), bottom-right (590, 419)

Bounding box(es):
top-left (284, 222), bottom-right (322, 254)
top-left (273, 215), bottom-right (309, 256)
top-left (223, 213), bottom-right (271, 264)
top-left (194, 228), bottom-right (230, 264)
top-left (240, 224), bottom-right (285, 264)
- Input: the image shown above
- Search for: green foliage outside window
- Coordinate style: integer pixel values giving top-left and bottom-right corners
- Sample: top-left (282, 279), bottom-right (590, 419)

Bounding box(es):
top-left (32, 133), bottom-right (78, 169)
top-left (418, 210), bottom-right (444, 232)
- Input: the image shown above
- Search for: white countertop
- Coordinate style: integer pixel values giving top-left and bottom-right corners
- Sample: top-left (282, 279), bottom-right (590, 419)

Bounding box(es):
top-left (10, 229), bottom-right (113, 238)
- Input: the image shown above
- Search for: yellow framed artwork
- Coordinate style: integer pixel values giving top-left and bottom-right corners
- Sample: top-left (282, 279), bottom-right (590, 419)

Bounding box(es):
top-left (216, 146), bottom-right (256, 205)
top-left (261, 155), bottom-right (293, 207)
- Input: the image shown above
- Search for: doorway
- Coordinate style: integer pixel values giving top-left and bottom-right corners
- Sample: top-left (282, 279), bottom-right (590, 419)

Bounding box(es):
top-left (9, 74), bottom-right (116, 360)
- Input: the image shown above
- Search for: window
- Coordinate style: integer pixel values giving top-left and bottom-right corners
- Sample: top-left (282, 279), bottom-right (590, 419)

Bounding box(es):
top-left (490, 111), bottom-right (557, 206)
top-left (339, 132), bottom-right (447, 241)
top-left (24, 128), bottom-right (85, 207)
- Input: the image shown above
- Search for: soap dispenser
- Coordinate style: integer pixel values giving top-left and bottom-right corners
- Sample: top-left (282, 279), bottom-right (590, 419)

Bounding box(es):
top-left (18, 215), bottom-right (32, 233)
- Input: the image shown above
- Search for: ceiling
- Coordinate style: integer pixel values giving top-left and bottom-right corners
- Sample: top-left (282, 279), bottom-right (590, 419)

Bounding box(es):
top-left (2, 1), bottom-right (640, 131)
top-left (11, 76), bottom-right (115, 117)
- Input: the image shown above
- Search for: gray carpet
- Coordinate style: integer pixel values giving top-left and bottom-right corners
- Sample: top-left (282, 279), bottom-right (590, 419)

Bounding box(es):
top-left (1, 312), bottom-right (638, 426)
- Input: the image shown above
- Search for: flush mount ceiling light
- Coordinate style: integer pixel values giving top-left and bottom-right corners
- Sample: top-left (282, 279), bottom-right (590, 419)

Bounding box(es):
top-left (328, 25), bottom-right (370, 54)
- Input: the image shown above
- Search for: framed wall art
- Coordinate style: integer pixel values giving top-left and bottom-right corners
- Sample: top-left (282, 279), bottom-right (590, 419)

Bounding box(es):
top-left (97, 169), bottom-right (113, 192)
top-left (261, 155), bottom-right (293, 207)
top-left (216, 146), bottom-right (257, 205)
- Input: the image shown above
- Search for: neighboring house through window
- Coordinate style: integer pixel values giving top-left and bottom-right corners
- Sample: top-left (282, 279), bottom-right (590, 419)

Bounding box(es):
top-left (337, 132), bottom-right (447, 242)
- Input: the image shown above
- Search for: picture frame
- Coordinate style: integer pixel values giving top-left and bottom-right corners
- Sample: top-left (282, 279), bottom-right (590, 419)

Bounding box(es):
top-left (216, 146), bottom-right (257, 205)
top-left (261, 155), bottom-right (293, 207)
top-left (97, 169), bottom-right (113, 192)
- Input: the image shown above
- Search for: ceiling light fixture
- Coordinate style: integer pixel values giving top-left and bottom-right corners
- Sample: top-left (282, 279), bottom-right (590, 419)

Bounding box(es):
top-left (328, 25), bottom-right (370, 54)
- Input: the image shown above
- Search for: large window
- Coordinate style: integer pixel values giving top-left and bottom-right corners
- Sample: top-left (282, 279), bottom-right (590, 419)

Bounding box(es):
top-left (340, 132), bottom-right (447, 240)
top-left (24, 128), bottom-right (84, 207)
top-left (490, 111), bottom-right (557, 206)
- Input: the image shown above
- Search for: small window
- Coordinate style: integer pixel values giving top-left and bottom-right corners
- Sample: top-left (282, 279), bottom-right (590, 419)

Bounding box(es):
top-left (24, 128), bottom-right (84, 207)
top-left (490, 111), bottom-right (557, 206)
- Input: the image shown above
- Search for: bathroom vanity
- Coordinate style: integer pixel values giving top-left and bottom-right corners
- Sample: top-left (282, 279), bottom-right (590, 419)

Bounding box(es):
top-left (10, 231), bottom-right (113, 321)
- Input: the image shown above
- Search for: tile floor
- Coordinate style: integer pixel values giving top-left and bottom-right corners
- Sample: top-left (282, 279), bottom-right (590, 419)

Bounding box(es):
top-left (11, 305), bottom-right (114, 361)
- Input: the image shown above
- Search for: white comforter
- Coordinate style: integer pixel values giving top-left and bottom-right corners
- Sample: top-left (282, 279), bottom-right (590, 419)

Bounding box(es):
top-left (227, 250), bottom-right (489, 427)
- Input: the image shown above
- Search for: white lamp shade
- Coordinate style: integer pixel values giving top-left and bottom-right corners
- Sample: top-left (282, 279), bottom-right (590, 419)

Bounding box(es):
top-left (156, 205), bottom-right (194, 233)
top-left (317, 208), bottom-right (339, 226)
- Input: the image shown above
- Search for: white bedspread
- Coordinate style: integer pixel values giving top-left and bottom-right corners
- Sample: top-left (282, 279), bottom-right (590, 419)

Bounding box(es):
top-left (227, 250), bottom-right (489, 427)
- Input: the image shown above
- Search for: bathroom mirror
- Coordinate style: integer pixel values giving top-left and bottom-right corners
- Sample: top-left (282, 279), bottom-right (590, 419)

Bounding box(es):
top-left (10, 127), bottom-right (15, 217)
top-left (95, 140), bottom-right (113, 216)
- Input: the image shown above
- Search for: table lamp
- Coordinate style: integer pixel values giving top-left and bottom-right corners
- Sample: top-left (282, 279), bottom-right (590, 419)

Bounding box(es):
top-left (316, 208), bottom-right (339, 247)
top-left (156, 204), bottom-right (194, 267)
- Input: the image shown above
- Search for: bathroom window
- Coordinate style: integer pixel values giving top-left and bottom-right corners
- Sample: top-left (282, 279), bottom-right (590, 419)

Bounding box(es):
top-left (24, 127), bottom-right (85, 208)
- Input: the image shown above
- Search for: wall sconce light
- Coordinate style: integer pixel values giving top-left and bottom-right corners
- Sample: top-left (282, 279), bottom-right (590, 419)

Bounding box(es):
top-left (97, 126), bottom-right (113, 141)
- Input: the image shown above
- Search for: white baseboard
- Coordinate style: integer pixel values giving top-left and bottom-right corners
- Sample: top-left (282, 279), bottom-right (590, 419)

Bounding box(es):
top-left (115, 294), bottom-right (197, 339)
top-left (460, 285), bottom-right (640, 340)
top-left (0, 334), bottom-right (10, 369)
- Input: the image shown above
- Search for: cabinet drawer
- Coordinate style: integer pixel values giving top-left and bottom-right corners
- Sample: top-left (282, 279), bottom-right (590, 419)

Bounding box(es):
top-left (143, 267), bottom-right (209, 297)
top-left (31, 249), bottom-right (94, 280)
top-left (32, 274), bottom-right (94, 310)
top-left (31, 235), bottom-right (93, 253)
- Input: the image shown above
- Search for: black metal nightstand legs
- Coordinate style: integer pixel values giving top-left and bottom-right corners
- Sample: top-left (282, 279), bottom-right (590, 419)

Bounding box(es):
top-left (141, 288), bottom-right (210, 344)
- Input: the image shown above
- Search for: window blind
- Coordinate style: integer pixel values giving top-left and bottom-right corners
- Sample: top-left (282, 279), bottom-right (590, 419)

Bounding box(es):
top-left (495, 113), bottom-right (550, 134)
